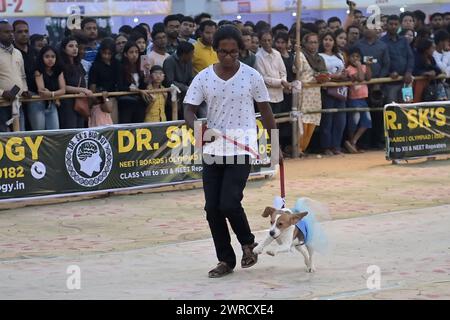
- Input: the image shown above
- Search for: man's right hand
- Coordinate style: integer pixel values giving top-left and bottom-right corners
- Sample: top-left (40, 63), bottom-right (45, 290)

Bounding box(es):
top-left (1, 90), bottom-right (15, 101)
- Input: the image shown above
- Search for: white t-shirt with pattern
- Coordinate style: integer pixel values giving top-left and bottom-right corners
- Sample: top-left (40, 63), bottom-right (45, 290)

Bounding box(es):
top-left (184, 62), bottom-right (270, 157)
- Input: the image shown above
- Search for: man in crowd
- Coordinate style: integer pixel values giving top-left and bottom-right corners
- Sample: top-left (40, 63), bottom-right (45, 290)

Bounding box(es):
top-left (81, 18), bottom-right (99, 75)
top-left (381, 15), bottom-right (414, 103)
top-left (0, 21), bottom-right (30, 132)
top-left (193, 20), bottom-right (218, 74)
top-left (163, 41), bottom-right (194, 119)
top-left (238, 29), bottom-right (256, 68)
top-left (164, 15), bottom-right (181, 55)
top-left (354, 23), bottom-right (390, 149)
top-left (347, 25), bottom-right (361, 48)
top-left (13, 20), bottom-right (36, 130)
top-left (327, 17), bottom-right (342, 33)
top-left (179, 16), bottom-right (196, 44)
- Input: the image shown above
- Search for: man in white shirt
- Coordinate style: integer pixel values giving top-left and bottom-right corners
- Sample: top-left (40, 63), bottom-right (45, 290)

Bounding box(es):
top-left (184, 25), bottom-right (282, 278)
top-left (254, 30), bottom-right (290, 114)
top-left (146, 28), bottom-right (170, 70)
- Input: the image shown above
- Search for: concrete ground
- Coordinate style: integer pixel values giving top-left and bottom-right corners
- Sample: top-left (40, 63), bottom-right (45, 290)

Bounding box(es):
top-left (0, 151), bottom-right (449, 299)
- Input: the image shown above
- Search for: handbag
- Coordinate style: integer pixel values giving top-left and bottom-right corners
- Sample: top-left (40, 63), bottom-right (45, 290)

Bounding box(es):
top-left (326, 86), bottom-right (348, 101)
top-left (73, 76), bottom-right (90, 119)
top-left (401, 85), bottom-right (414, 103)
top-left (422, 80), bottom-right (448, 102)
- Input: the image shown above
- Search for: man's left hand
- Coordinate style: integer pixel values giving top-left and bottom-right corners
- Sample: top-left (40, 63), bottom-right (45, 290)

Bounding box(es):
top-left (403, 73), bottom-right (413, 84)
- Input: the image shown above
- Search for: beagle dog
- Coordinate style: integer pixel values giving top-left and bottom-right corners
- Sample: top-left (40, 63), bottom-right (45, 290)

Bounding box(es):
top-left (253, 207), bottom-right (316, 272)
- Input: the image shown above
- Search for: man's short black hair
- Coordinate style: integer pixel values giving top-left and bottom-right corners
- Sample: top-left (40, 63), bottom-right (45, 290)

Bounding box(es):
top-left (213, 25), bottom-right (244, 51)
top-left (194, 13), bottom-right (212, 25)
top-left (164, 14), bottom-right (181, 26)
top-left (218, 20), bottom-right (232, 27)
top-left (176, 41), bottom-right (194, 56)
top-left (434, 30), bottom-right (450, 45)
top-left (119, 25), bottom-right (133, 35)
top-left (430, 13), bottom-right (444, 21)
top-left (12, 20), bottom-right (28, 31)
top-left (413, 10), bottom-right (426, 23)
top-left (81, 17), bottom-right (97, 30)
top-left (151, 23), bottom-right (166, 39)
top-left (244, 21), bottom-right (255, 28)
top-left (272, 23), bottom-right (289, 35)
top-left (354, 9), bottom-right (363, 15)
top-left (388, 15), bottom-right (400, 23)
top-left (327, 17), bottom-right (342, 25)
top-left (315, 19), bottom-right (326, 26)
top-left (400, 11), bottom-right (414, 22)
top-left (199, 20), bottom-right (217, 33)
top-left (181, 16), bottom-right (195, 24)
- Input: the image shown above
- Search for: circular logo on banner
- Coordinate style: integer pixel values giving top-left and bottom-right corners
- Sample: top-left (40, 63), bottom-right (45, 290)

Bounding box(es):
top-left (65, 131), bottom-right (113, 187)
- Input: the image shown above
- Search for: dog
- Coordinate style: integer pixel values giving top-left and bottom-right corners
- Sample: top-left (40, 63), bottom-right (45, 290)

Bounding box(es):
top-left (253, 200), bottom-right (322, 272)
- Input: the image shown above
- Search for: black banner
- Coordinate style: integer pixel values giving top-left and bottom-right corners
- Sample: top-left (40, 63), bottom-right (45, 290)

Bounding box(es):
top-left (384, 103), bottom-right (450, 160)
top-left (0, 120), bottom-right (273, 201)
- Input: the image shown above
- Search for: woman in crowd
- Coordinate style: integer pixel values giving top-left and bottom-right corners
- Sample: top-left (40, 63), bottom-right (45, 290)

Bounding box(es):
top-left (27, 46), bottom-right (65, 130)
top-left (399, 29), bottom-right (415, 47)
top-left (114, 34), bottom-right (128, 62)
top-left (296, 33), bottom-right (327, 156)
top-left (89, 38), bottom-right (119, 123)
top-left (334, 29), bottom-right (348, 62)
top-left (59, 36), bottom-right (93, 129)
top-left (117, 41), bottom-right (152, 124)
top-left (413, 38), bottom-right (443, 102)
top-left (319, 32), bottom-right (348, 155)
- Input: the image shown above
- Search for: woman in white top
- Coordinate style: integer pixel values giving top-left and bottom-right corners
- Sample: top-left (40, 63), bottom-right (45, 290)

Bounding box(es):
top-left (319, 32), bottom-right (349, 156)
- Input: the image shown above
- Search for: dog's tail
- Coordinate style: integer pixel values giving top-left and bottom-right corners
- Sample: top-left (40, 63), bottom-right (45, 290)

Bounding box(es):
top-left (293, 197), bottom-right (330, 254)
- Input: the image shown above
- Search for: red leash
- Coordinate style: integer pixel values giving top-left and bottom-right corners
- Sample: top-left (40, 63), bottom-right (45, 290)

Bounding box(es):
top-left (279, 160), bottom-right (286, 208)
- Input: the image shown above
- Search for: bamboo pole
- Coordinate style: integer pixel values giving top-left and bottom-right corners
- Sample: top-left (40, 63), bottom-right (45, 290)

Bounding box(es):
top-left (291, 0), bottom-right (303, 159)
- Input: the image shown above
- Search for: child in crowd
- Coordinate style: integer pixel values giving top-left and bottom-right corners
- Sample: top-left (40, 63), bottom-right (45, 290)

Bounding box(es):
top-left (345, 46), bottom-right (372, 153)
top-left (144, 65), bottom-right (167, 123)
top-left (88, 90), bottom-right (113, 127)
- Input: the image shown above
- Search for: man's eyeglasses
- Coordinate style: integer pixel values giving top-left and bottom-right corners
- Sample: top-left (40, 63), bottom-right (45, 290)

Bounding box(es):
top-left (216, 49), bottom-right (240, 57)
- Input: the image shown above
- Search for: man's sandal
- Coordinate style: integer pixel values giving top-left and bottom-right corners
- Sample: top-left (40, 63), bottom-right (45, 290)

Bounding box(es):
top-left (208, 262), bottom-right (234, 278)
top-left (241, 243), bottom-right (258, 268)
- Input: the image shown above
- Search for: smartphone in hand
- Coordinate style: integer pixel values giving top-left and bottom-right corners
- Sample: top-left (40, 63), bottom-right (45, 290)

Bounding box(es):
top-left (9, 85), bottom-right (21, 97)
top-left (140, 55), bottom-right (150, 74)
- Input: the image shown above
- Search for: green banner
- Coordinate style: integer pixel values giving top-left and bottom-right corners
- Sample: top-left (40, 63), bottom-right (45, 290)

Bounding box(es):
top-left (0, 120), bottom-right (273, 201)
top-left (384, 103), bottom-right (450, 160)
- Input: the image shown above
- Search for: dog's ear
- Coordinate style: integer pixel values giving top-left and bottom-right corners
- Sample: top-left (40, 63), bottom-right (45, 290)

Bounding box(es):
top-left (290, 211), bottom-right (308, 224)
top-left (262, 207), bottom-right (276, 218)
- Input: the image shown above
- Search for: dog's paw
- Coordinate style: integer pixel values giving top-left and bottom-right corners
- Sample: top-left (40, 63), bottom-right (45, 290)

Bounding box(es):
top-left (266, 250), bottom-right (275, 256)
top-left (306, 265), bottom-right (316, 273)
top-left (253, 245), bottom-right (263, 255)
